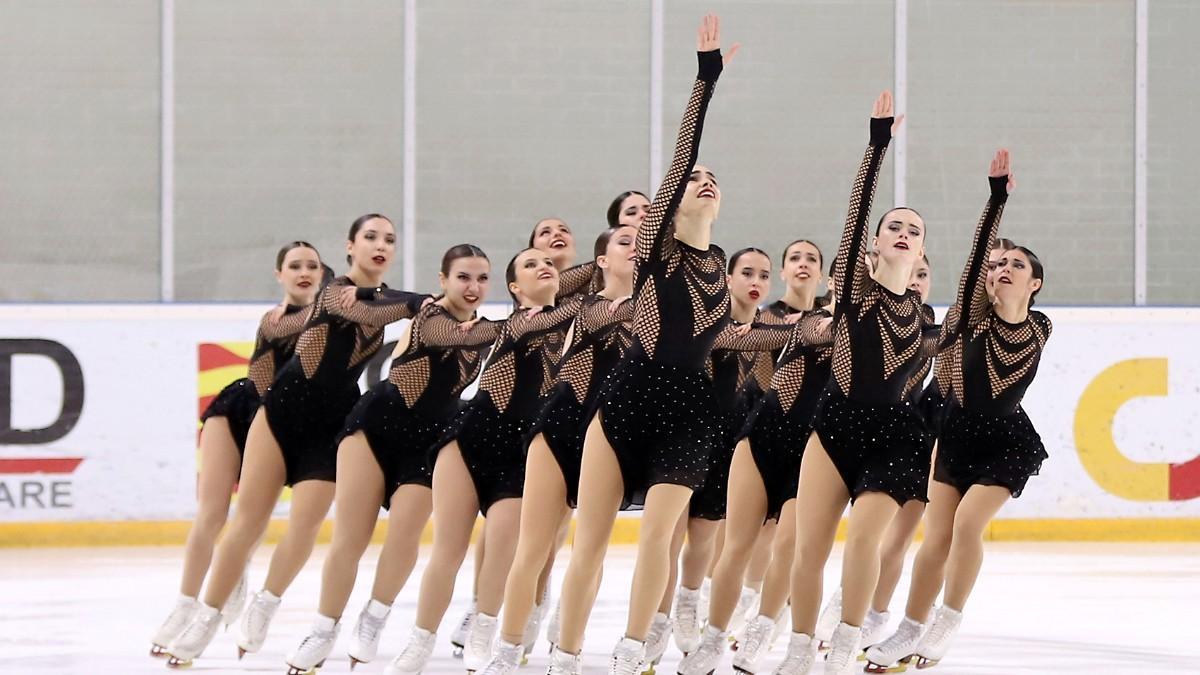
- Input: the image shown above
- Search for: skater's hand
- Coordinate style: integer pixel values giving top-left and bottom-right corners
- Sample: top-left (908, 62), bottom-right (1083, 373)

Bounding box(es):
top-left (697, 14), bottom-right (740, 66)
top-left (524, 306), bottom-right (545, 319)
top-left (459, 317), bottom-right (482, 332)
top-left (872, 90), bottom-right (905, 134)
top-left (733, 322), bottom-right (753, 337)
top-left (989, 148), bottom-right (1015, 192)
top-left (784, 312), bottom-right (805, 324)
top-left (863, 251), bottom-right (884, 283)
top-left (422, 296), bottom-right (435, 309)
top-left (267, 303), bottom-right (287, 325)
top-left (609, 295), bottom-right (632, 313)
top-left (338, 286), bottom-right (359, 312)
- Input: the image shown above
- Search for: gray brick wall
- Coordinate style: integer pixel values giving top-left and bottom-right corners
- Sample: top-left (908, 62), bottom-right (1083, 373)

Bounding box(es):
top-left (0, 0), bottom-right (160, 301)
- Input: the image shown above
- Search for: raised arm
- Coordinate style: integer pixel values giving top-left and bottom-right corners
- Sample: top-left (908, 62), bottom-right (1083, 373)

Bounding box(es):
top-left (637, 15), bottom-right (734, 271)
top-left (953, 149), bottom-right (1013, 333)
top-left (830, 91), bottom-right (900, 309)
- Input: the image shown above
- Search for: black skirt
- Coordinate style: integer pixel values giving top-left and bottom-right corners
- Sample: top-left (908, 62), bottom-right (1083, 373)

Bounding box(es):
top-left (689, 395), bottom-right (755, 521)
top-left (811, 389), bottom-right (932, 506)
top-left (737, 392), bottom-right (815, 522)
top-left (933, 406), bottom-right (1046, 498)
top-left (530, 384), bottom-right (588, 508)
top-left (596, 357), bottom-right (719, 509)
top-left (338, 381), bottom-right (443, 509)
top-left (200, 378), bottom-right (260, 456)
top-left (435, 392), bottom-right (532, 515)
top-left (917, 386), bottom-right (952, 440)
top-left (262, 366), bottom-right (361, 487)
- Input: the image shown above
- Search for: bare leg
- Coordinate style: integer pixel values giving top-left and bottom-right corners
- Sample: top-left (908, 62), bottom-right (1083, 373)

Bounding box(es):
top-left (744, 520), bottom-right (776, 592)
top-left (179, 418), bottom-right (241, 597)
top-left (708, 442), bottom-right (768, 631)
top-left (557, 415), bottom-right (623, 654)
top-left (679, 518), bottom-right (721, 591)
top-left (202, 411), bottom-right (286, 608)
top-left (472, 520), bottom-right (486, 602)
top-left (476, 498), bottom-right (522, 616)
top-left (903, 480), bottom-right (962, 623)
top-left (316, 433), bottom-right (385, 618)
top-left (370, 484), bottom-right (433, 605)
top-left (657, 510), bottom-right (688, 614)
top-left (625, 483), bottom-right (694, 640)
top-left (871, 500), bottom-right (925, 613)
top-left (942, 485), bottom-right (1009, 611)
top-left (499, 436), bottom-right (570, 642)
top-left (839, 492), bottom-right (899, 627)
top-left (414, 442), bottom-right (481, 632)
top-left (263, 479), bottom-right (336, 597)
top-left (788, 433), bottom-right (850, 635)
top-left (757, 500), bottom-right (796, 620)
top-left (707, 520), bottom-right (727, 579)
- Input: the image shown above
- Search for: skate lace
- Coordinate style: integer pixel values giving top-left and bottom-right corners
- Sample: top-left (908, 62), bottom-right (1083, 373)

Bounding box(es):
top-left (397, 633), bottom-right (433, 664)
top-left (162, 603), bottom-right (197, 633)
top-left (923, 612), bottom-right (956, 648)
top-left (548, 649), bottom-right (580, 675)
top-left (741, 620), bottom-right (768, 657)
top-left (297, 629), bottom-right (333, 655)
top-left (468, 619), bottom-right (495, 656)
top-left (776, 643), bottom-right (813, 674)
top-left (611, 642), bottom-right (644, 675)
top-left (357, 612), bottom-right (385, 645)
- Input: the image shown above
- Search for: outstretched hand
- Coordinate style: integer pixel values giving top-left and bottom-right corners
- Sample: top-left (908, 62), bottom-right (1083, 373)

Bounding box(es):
top-left (697, 14), bottom-right (740, 66)
top-left (989, 148), bottom-right (1015, 192)
top-left (337, 286), bottom-right (359, 312)
top-left (872, 90), bottom-right (905, 135)
top-left (609, 295), bottom-right (633, 313)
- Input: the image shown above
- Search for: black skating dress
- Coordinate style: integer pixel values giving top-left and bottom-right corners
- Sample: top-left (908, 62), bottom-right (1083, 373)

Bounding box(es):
top-left (594, 50), bottom-right (732, 508)
top-left (262, 278), bottom-right (428, 486)
top-left (338, 304), bottom-right (502, 508)
top-left (934, 178), bottom-right (1052, 498)
top-left (736, 308), bottom-right (835, 521)
top-left (531, 293), bottom-right (634, 508)
top-left (811, 117), bottom-right (943, 506)
top-left (201, 304), bottom-right (310, 455)
top-left (435, 297), bottom-right (584, 515)
top-left (689, 313), bottom-right (796, 521)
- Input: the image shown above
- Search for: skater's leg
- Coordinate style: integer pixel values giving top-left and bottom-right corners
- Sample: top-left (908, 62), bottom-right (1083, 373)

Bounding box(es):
top-left (903, 480), bottom-right (962, 623)
top-left (707, 520), bottom-right (727, 579)
top-left (626, 482), bottom-right (694, 640)
top-left (839, 492), bottom-right (899, 627)
top-left (942, 484), bottom-right (1009, 611)
top-left (202, 411), bottom-right (286, 608)
top-left (316, 433), bottom-right (385, 619)
top-left (476, 497), bottom-right (523, 616)
top-left (708, 441), bottom-right (768, 631)
top-left (789, 432), bottom-right (850, 635)
top-left (658, 509), bottom-right (687, 614)
top-left (536, 512), bottom-right (570, 601)
top-left (370, 483), bottom-right (432, 605)
top-left (180, 418), bottom-right (241, 598)
top-left (263, 478), bottom-right (336, 597)
top-left (414, 442), bottom-right (481, 632)
top-left (680, 517), bottom-right (721, 591)
top-left (744, 520), bottom-right (776, 593)
top-left (757, 499), bottom-right (796, 620)
top-left (500, 436), bottom-right (570, 642)
top-left (872, 500), bottom-right (925, 613)
top-left (472, 520), bottom-right (487, 602)
top-left (558, 414), bottom-right (623, 654)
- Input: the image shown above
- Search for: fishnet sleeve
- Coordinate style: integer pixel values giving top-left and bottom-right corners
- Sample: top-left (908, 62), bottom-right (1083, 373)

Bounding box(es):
top-left (794, 311), bottom-right (836, 348)
top-left (255, 304), bottom-right (313, 341)
top-left (830, 117), bottom-right (892, 312)
top-left (636, 50), bottom-right (723, 282)
top-left (557, 262), bottom-right (596, 301)
top-left (509, 296), bottom-right (585, 340)
top-left (952, 176), bottom-right (1010, 333)
top-left (329, 282), bottom-right (429, 326)
top-left (419, 308), bottom-right (504, 349)
top-left (711, 322), bottom-right (793, 352)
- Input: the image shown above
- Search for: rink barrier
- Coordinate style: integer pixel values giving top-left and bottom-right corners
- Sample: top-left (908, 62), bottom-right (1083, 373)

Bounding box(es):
top-left (2, 516), bottom-right (1199, 547)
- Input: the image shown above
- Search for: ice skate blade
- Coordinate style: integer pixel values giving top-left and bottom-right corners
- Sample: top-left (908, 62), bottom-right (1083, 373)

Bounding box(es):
top-left (165, 655), bottom-right (193, 669)
top-left (237, 647), bottom-right (248, 660)
top-left (150, 644), bottom-right (169, 657)
top-left (349, 655), bottom-right (367, 670)
top-left (452, 645), bottom-right (465, 659)
top-left (732, 664), bottom-right (754, 674)
top-left (817, 641), bottom-right (829, 652)
top-left (914, 656), bottom-right (938, 669)
top-left (286, 660), bottom-right (326, 675)
top-left (864, 661), bottom-right (908, 674)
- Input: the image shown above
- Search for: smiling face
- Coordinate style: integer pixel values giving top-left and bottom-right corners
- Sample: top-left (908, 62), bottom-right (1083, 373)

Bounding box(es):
top-left (780, 240), bottom-right (823, 298)
top-left (276, 246), bottom-right (322, 304)
top-left (677, 164), bottom-right (721, 223)
top-left (908, 257), bottom-right (931, 302)
top-left (616, 193), bottom-right (651, 229)
top-left (440, 255), bottom-right (490, 316)
top-left (530, 218), bottom-right (576, 270)
top-left (873, 208), bottom-right (925, 266)
top-left (346, 216), bottom-right (396, 275)
top-left (508, 248), bottom-right (560, 306)
top-left (992, 249), bottom-right (1043, 309)
top-left (728, 250), bottom-right (772, 307)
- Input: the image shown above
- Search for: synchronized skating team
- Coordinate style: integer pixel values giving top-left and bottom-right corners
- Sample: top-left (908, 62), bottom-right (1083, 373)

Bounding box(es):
top-left (150, 15), bottom-right (1051, 675)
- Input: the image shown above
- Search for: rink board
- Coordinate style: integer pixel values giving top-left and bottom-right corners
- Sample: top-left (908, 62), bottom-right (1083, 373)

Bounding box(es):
top-left (0, 304), bottom-right (1198, 544)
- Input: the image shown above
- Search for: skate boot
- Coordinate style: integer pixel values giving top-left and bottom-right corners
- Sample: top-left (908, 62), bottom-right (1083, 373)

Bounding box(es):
top-left (610, 637), bottom-right (646, 675)
top-left (478, 639), bottom-right (523, 675)
top-left (731, 615), bottom-right (774, 674)
top-left (286, 614), bottom-right (341, 674)
top-left (864, 616), bottom-right (922, 673)
top-left (728, 586), bottom-right (759, 637)
top-left (221, 572), bottom-right (248, 629)
top-left (546, 646), bottom-right (583, 675)
top-left (698, 578), bottom-right (711, 625)
top-left (385, 627), bottom-right (437, 675)
top-left (236, 589), bottom-right (281, 658)
top-left (545, 600), bottom-right (562, 652)
top-left (676, 625), bottom-right (727, 675)
top-left (349, 598), bottom-right (392, 668)
top-left (813, 588), bottom-right (841, 651)
top-left (861, 609), bottom-right (891, 649)
top-left (913, 607), bottom-right (961, 669)
top-left (451, 604), bottom-right (477, 658)
top-left (165, 603), bottom-right (222, 667)
top-left (769, 632), bottom-right (815, 675)
top-left (151, 595), bottom-right (199, 657)
top-left (642, 613), bottom-right (673, 674)
top-left (822, 623), bottom-right (861, 675)
top-left (523, 600), bottom-right (548, 661)
top-left (465, 612), bottom-right (499, 672)
top-left (673, 586), bottom-right (702, 655)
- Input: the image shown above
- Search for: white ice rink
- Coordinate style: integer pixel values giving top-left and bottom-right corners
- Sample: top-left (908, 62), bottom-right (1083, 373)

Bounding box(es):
top-left (1, 542), bottom-right (1196, 674)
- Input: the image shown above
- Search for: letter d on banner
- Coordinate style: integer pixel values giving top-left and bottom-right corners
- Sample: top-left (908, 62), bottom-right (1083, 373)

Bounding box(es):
top-left (0, 339), bottom-right (85, 444)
